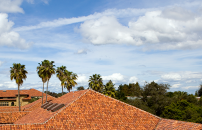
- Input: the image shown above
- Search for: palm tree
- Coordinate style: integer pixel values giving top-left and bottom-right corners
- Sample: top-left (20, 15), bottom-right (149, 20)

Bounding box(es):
top-left (38, 60), bottom-right (55, 102)
top-left (56, 66), bottom-right (66, 95)
top-left (44, 60), bottom-right (55, 102)
top-left (64, 70), bottom-right (78, 92)
top-left (103, 80), bottom-right (116, 97)
top-left (10, 63), bottom-right (28, 111)
top-left (88, 74), bottom-right (103, 93)
top-left (173, 91), bottom-right (188, 101)
top-left (37, 62), bottom-right (47, 105)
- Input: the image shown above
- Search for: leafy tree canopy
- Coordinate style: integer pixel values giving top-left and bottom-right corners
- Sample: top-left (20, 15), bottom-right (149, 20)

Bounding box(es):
top-left (162, 100), bottom-right (202, 123)
top-left (88, 74), bottom-right (103, 93)
top-left (77, 86), bottom-right (85, 90)
top-left (103, 80), bottom-right (116, 98)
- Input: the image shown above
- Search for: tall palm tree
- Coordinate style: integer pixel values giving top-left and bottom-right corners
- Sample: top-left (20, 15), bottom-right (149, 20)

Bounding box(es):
top-left (44, 60), bottom-right (55, 102)
top-left (103, 80), bottom-right (116, 97)
top-left (37, 62), bottom-right (47, 105)
top-left (10, 63), bottom-right (28, 111)
top-left (56, 66), bottom-right (66, 95)
top-left (38, 60), bottom-right (55, 102)
top-left (64, 70), bottom-right (78, 92)
top-left (88, 74), bottom-right (103, 93)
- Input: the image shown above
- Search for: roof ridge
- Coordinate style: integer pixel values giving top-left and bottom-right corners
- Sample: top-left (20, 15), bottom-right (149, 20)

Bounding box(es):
top-left (88, 89), bottom-right (161, 119)
top-left (43, 89), bottom-right (90, 124)
top-left (155, 118), bottom-right (162, 130)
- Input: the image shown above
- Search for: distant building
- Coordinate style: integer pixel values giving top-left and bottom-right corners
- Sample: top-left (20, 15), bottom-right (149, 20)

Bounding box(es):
top-left (196, 97), bottom-right (201, 101)
top-left (126, 96), bottom-right (151, 100)
top-left (0, 88), bottom-right (43, 106)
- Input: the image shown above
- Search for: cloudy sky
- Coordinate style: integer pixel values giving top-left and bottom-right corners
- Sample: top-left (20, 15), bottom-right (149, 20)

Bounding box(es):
top-left (0, 0), bottom-right (202, 94)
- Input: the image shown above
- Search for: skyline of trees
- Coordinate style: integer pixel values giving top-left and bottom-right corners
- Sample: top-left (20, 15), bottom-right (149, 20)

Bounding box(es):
top-left (8, 61), bottom-right (202, 123)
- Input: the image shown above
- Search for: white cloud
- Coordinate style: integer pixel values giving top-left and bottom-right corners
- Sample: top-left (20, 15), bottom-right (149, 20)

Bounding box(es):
top-left (26, 0), bottom-right (34, 4)
top-left (129, 76), bottom-right (138, 83)
top-left (76, 49), bottom-right (88, 54)
top-left (77, 74), bottom-right (88, 84)
top-left (102, 73), bottom-right (125, 83)
top-left (3, 81), bottom-right (18, 88)
top-left (0, 61), bottom-right (3, 66)
top-left (183, 85), bottom-right (199, 90)
top-left (161, 71), bottom-right (202, 81)
top-left (13, 8), bottom-right (151, 32)
top-left (161, 6), bottom-right (195, 21)
top-left (0, 13), bottom-right (32, 49)
top-left (0, 0), bottom-right (24, 13)
top-left (79, 16), bottom-right (140, 45)
top-left (78, 7), bottom-right (202, 50)
top-left (26, 0), bottom-right (49, 4)
top-left (161, 73), bottom-right (182, 81)
top-left (172, 84), bottom-right (181, 88)
top-left (41, 0), bottom-right (49, 4)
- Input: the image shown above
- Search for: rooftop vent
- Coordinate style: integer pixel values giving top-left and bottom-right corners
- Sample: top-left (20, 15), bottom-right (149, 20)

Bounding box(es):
top-left (41, 102), bottom-right (65, 112)
top-left (50, 104), bottom-right (65, 112)
top-left (43, 103), bottom-right (53, 109)
top-left (41, 102), bottom-right (49, 108)
top-left (47, 103), bottom-right (58, 111)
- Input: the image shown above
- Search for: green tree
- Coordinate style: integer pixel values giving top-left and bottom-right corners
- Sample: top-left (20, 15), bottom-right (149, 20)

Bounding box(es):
top-left (56, 66), bottom-right (67, 95)
top-left (142, 81), bottom-right (170, 116)
top-left (187, 94), bottom-right (197, 105)
top-left (199, 96), bottom-right (202, 106)
top-left (64, 70), bottom-right (78, 92)
top-left (117, 84), bottom-right (129, 96)
top-left (103, 80), bottom-right (116, 97)
top-left (77, 86), bottom-right (85, 91)
top-left (88, 74), bottom-right (104, 93)
top-left (162, 100), bottom-right (202, 123)
top-left (37, 61), bottom-right (47, 104)
top-left (117, 82), bottom-right (142, 96)
top-left (38, 60), bottom-right (55, 102)
top-left (126, 98), bottom-right (155, 114)
top-left (197, 84), bottom-right (202, 97)
top-left (10, 63), bottom-right (28, 111)
top-left (129, 82), bottom-right (142, 97)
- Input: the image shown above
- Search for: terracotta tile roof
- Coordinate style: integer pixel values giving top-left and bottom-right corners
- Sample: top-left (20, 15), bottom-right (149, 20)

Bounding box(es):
top-left (23, 88), bottom-right (44, 97)
top-left (15, 91), bottom-right (29, 96)
top-left (14, 90), bottom-right (160, 129)
top-left (0, 90), bottom-right (19, 97)
top-left (0, 107), bottom-right (19, 112)
top-left (0, 88), bottom-right (43, 97)
top-left (0, 88), bottom-right (49, 101)
top-left (0, 111), bottom-right (30, 124)
top-left (156, 119), bottom-right (202, 129)
top-left (0, 90), bottom-right (202, 129)
top-left (22, 95), bottom-right (56, 111)
top-left (0, 95), bottom-right (56, 124)
top-left (51, 89), bottom-right (88, 105)
top-left (14, 90), bottom-right (88, 124)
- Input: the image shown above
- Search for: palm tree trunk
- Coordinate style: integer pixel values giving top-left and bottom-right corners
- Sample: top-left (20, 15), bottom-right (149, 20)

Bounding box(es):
top-left (42, 82), bottom-right (44, 105)
top-left (62, 85), bottom-right (63, 96)
top-left (46, 80), bottom-right (49, 102)
top-left (18, 84), bottom-right (21, 111)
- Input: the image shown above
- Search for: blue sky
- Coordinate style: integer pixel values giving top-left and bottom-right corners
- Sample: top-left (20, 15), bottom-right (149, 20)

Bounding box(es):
top-left (0, 0), bottom-right (202, 94)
